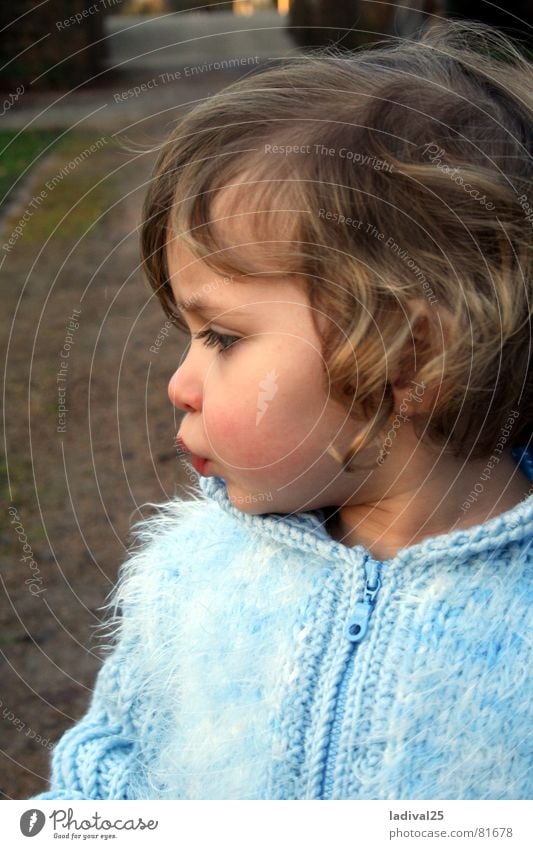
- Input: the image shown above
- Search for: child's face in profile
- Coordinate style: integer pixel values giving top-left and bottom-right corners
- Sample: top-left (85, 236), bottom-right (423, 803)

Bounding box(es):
top-left (166, 238), bottom-right (370, 514)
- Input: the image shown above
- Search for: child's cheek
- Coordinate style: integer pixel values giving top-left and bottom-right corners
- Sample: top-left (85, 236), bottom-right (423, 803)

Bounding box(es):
top-left (203, 399), bottom-right (289, 469)
top-left (203, 400), bottom-right (261, 466)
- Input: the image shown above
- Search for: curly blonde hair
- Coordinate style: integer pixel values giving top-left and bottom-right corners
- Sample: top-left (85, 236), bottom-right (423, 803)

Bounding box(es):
top-left (141, 22), bottom-right (532, 470)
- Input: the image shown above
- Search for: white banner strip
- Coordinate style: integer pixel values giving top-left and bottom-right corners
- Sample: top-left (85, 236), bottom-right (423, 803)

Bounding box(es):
top-left (3, 800), bottom-right (532, 848)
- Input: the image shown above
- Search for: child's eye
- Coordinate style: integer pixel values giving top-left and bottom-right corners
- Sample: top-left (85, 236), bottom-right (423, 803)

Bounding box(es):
top-left (195, 327), bottom-right (240, 353)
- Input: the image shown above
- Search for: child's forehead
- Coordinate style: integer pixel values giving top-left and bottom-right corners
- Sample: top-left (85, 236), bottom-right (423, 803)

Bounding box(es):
top-left (166, 237), bottom-right (309, 313)
top-left (209, 177), bottom-right (248, 221)
top-left (166, 165), bottom-right (303, 296)
top-left (199, 169), bottom-right (299, 246)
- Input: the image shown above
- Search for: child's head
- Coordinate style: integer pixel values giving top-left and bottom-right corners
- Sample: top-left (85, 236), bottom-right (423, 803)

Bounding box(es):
top-left (141, 22), bottom-right (532, 513)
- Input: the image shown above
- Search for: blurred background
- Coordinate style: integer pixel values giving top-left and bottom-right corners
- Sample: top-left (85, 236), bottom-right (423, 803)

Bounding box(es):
top-left (1, 0), bottom-right (531, 799)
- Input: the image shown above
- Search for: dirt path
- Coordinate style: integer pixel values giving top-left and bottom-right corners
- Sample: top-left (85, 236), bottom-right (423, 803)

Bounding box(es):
top-left (1, 11), bottom-right (295, 799)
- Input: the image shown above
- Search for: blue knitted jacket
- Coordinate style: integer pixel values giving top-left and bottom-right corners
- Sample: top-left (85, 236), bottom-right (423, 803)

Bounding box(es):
top-left (33, 448), bottom-right (533, 800)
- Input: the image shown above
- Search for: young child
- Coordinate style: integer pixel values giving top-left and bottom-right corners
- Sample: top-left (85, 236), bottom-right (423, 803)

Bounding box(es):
top-left (34, 23), bottom-right (532, 800)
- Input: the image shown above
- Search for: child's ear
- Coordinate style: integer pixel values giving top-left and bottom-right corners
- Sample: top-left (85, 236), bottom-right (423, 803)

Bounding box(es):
top-left (389, 300), bottom-right (435, 417)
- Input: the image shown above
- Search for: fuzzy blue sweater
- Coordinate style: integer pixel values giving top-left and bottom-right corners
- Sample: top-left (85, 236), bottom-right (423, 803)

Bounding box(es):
top-left (33, 447), bottom-right (533, 800)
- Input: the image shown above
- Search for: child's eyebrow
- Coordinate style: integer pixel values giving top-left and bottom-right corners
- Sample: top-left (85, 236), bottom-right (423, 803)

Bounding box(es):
top-left (174, 300), bottom-right (251, 319)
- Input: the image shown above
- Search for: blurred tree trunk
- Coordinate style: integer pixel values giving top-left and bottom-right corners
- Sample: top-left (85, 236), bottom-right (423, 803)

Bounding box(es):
top-left (445, 0), bottom-right (533, 48)
top-left (289, 1), bottom-right (396, 50)
top-left (288, 0), bottom-right (322, 47)
top-left (287, 0), bottom-right (533, 49)
top-left (0, 0), bottom-right (114, 91)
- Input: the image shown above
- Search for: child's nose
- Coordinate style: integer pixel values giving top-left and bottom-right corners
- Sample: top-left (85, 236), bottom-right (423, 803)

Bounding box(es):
top-left (168, 365), bottom-right (202, 413)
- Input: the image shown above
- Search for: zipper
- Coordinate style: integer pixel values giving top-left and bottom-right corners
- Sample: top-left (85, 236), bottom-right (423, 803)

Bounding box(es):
top-left (319, 558), bottom-right (383, 799)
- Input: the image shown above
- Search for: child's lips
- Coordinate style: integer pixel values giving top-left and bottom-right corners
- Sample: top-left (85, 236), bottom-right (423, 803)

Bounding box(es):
top-left (190, 455), bottom-right (208, 475)
top-left (175, 435), bottom-right (209, 475)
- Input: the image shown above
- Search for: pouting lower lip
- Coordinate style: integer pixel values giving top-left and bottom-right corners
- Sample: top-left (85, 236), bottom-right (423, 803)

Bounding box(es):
top-left (175, 437), bottom-right (208, 475)
top-left (190, 455), bottom-right (208, 475)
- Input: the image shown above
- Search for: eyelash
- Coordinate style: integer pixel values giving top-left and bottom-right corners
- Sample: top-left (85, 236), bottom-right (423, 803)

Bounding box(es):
top-left (195, 327), bottom-right (240, 353)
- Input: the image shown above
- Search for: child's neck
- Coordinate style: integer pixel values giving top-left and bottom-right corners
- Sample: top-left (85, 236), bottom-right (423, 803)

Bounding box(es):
top-left (326, 444), bottom-right (531, 561)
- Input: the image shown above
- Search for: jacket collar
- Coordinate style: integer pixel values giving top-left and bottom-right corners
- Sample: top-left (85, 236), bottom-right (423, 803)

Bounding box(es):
top-left (198, 445), bottom-right (533, 567)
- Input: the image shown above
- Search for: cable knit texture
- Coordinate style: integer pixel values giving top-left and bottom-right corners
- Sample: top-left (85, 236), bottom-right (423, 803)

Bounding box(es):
top-left (33, 447), bottom-right (533, 800)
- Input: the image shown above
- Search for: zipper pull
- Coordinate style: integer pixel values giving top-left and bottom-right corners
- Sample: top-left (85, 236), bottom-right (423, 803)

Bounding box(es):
top-left (344, 561), bottom-right (382, 643)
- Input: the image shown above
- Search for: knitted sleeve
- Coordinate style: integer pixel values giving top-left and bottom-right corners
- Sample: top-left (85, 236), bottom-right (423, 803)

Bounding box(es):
top-left (30, 493), bottom-right (204, 800)
top-left (30, 639), bottom-right (143, 800)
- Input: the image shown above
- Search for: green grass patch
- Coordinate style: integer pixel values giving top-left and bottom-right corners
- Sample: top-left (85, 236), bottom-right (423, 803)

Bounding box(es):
top-left (22, 134), bottom-right (116, 244)
top-left (1, 132), bottom-right (117, 245)
top-left (0, 130), bottom-right (64, 208)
